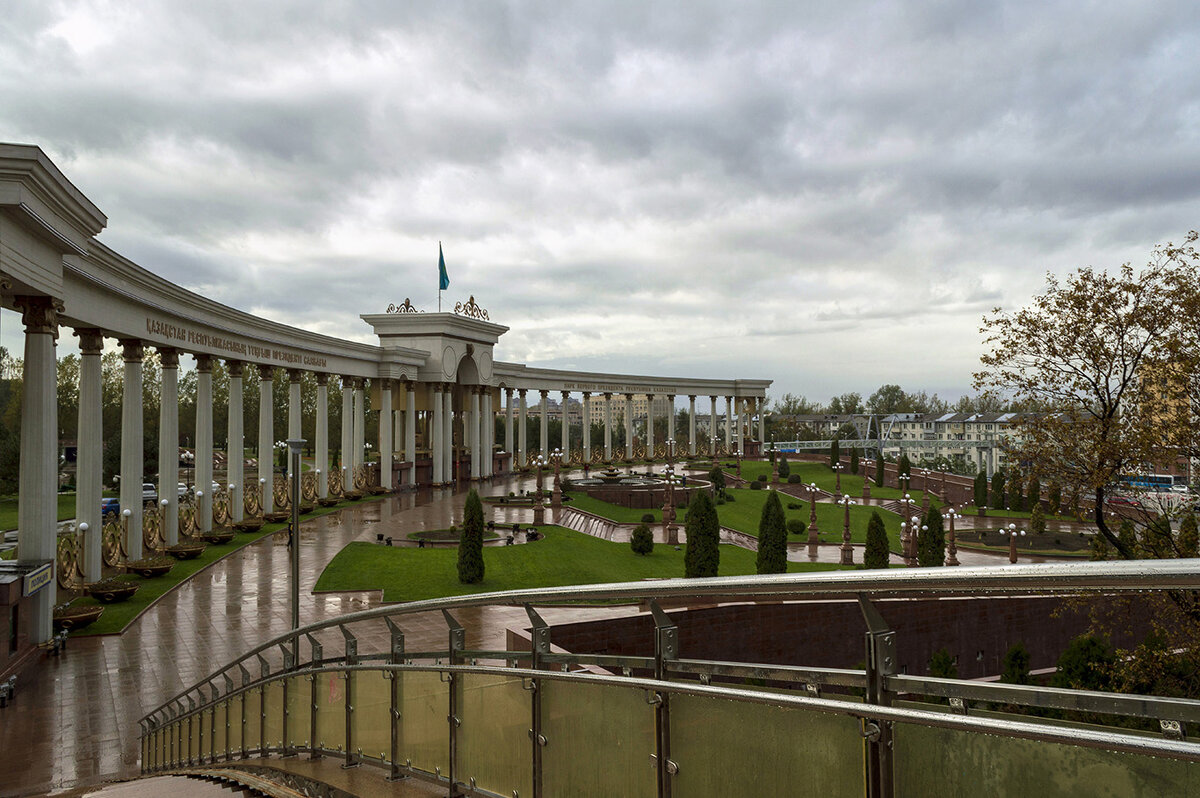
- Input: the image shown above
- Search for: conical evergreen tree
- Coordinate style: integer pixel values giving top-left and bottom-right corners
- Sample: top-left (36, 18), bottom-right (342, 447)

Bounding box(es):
top-left (755, 490), bottom-right (787, 574)
top-left (1047, 481), bottom-right (1062, 516)
top-left (684, 489), bottom-right (720, 577)
top-left (631, 523), bottom-right (654, 555)
top-left (457, 489), bottom-right (485, 584)
top-left (1179, 513), bottom-right (1199, 558)
top-left (1007, 471), bottom-right (1024, 512)
top-left (990, 469), bottom-right (1006, 509)
top-left (849, 447), bottom-right (860, 475)
top-left (875, 456), bottom-right (886, 487)
top-left (973, 471), bottom-right (988, 508)
top-left (830, 437), bottom-right (840, 468)
top-left (1026, 474), bottom-right (1041, 513)
top-left (864, 511), bottom-right (890, 569)
top-left (919, 506), bottom-right (945, 566)
top-left (777, 457), bottom-right (790, 480)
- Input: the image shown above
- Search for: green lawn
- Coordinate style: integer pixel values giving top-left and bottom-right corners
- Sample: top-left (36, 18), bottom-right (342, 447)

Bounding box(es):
top-left (564, 492), bottom-right (661, 524)
top-left (315, 528), bottom-right (846, 603)
top-left (0, 490), bottom-right (121, 532)
top-left (715, 461), bottom-right (944, 508)
top-left (65, 494), bottom-right (379, 636)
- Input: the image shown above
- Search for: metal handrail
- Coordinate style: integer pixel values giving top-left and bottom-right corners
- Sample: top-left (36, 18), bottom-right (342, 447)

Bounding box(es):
top-left (142, 558), bottom-right (1200, 728)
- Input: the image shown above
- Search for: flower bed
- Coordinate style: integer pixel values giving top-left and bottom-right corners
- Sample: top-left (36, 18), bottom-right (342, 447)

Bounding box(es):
top-left (127, 557), bottom-right (174, 578)
top-left (53, 604), bottom-right (104, 631)
top-left (87, 577), bottom-right (140, 603)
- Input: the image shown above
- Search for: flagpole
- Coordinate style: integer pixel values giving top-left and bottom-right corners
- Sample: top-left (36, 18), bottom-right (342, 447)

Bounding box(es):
top-left (438, 240), bottom-right (442, 312)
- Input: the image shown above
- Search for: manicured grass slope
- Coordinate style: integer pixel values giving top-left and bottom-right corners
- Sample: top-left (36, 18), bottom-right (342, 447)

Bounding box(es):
top-left (315, 527), bottom-right (845, 603)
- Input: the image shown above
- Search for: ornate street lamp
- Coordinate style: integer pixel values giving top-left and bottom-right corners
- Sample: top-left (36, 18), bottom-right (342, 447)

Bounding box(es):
top-left (944, 507), bottom-right (961, 566)
top-left (533, 454), bottom-right (547, 525)
top-left (861, 458), bottom-right (872, 500)
top-left (551, 447), bottom-right (564, 508)
top-left (839, 494), bottom-right (856, 565)
top-left (1001, 522), bottom-right (1026, 564)
top-left (711, 436), bottom-right (720, 469)
top-left (833, 462), bottom-right (844, 493)
top-left (807, 482), bottom-right (820, 545)
top-left (662, 438), bottom-right (679, 545)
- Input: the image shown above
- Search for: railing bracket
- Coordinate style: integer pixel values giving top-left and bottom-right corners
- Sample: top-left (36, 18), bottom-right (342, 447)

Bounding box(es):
top-left (1161, 719), bottom-right (1185, 740)
top-left (950, 697), bottom-right (968, 715)
top-left (861, 719), bottom-right (882, 743)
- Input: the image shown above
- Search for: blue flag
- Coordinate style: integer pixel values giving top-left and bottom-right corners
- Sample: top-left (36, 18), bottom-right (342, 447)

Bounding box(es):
top-left (438, 243), bottom-right (450, 290)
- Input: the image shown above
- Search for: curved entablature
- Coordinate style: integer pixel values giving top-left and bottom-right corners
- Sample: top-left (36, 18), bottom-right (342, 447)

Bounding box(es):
top-left (492, 360), bottom-right (771, 399)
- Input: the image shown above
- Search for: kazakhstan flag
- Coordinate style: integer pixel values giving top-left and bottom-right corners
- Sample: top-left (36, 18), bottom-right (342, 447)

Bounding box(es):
top-left (439, 243), bottom-right (450, 290)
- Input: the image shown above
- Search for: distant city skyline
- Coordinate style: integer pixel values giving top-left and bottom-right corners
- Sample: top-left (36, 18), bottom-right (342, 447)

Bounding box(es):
top-left (2, 2), bottom-right (1198, 401)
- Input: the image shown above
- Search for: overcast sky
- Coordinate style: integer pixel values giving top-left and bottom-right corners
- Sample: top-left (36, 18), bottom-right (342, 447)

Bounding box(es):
top-left (2, 1), bottom-right (1198, 405)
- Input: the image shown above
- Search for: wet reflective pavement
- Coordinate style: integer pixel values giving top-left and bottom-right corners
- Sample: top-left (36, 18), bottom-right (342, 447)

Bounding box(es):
top-left (0, 472), bottom-right (1080, 797)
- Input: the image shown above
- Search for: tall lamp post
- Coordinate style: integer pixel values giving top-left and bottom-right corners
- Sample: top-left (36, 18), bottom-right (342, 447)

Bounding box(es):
top-left (898, 493), bottom-right (917, 565)
top-left (551, 447), bottom-right (564, 508)
top-left (861, 458), bottom-right (872, 500)
top-left (533, 454), bottom-right (547, 525)
top-left (807, 482), bottom-right (820, 545)
top-left (711, 436), bottom-right (720, 469)
top-left (286, 437), bottom-right (305, 631)
top-left (1001, 522), bottom-right (1026, 564)
top-left (662, 438), bottom-right (679, 545)
top-left (839, 494), bottom-right (856, 565)
top-left (833, 462), bottom-right (844, 494)
top-left (944, 507), bottom-right (961, 566)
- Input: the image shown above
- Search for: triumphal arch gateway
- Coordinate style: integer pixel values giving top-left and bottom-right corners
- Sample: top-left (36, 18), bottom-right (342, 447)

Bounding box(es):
top-left (0, 143), bottom-right (770, 645)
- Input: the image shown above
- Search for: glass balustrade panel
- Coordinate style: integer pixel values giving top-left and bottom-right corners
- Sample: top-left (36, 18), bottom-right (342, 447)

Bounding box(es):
top-left (227, 694), bottom-right (243, 755)
top-left (541, 679), bottom-right (656, 798)
top-left (214, 703), bottom-right (227, 760)
top-left (400, 671), bottom-right (450, 777)
top-left (264, 680), bottom-right (284, 752)
top-left (458, 674), bottom-right (533, 798)
top-left (314, 670), bottom-right (345, 754)
top-left (192, 712), bottom-right (203, 763)
top-left (670, 694), bottom-right (865, 798)
top-left (286, 675), bottom-right (306, 750)
top-left (244, 687), bottom-right (263, 753)
top-left (352, 669), bottom-right (392, 764)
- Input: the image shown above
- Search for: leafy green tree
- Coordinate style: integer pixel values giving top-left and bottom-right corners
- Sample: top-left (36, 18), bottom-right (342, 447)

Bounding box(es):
top-left (777, 457), bottom-right (790, 480)
top-left (684, 489), bottom-right (720, 578)
top-left (1051, 635), bottom-right (1113, 691)
top-left (973, 471), bottom-right (988, 508)
top-left (1047, 481), bottom-right (1062, 516)
top-left (1027, 474), bottom-right (1041, 512)
top-left (849, 447), bottom-right (860, 475)
top-left (929, 648), bottom-right (958, 679)
top-left (864, 511), bottom-right (890, 569)
top-left (1179, 513), bottom-right (1199, 558)
top-left (1001, 642), bottom-right (1032, 685)
top-left (708, 466), bottom-right (726, 500)
top-left (755, 490), bottom-right (787, 574)
top-left (990, 469), bottom-right (1006, 510)
top-left (457, 490), bottom-right (485, 583)
top-left (829, 437), bottom-right (840, 468)
top-left (1118, 520), bottom-right (1137, 556)
top-left (630, 523), bottom-right (654, 555)
top-left (1090, 533), bottom-right (1111, 560)
top-left (1030, 503), bottom-right (1046, 536)
top-left (828, 392), bottom-right (864, 414)
top-left (918, 506), bottom-right (945, 567)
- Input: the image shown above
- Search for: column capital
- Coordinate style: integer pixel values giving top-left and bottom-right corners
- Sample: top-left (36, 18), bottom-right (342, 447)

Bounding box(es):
top-left (625, 392), bottom-right (634, 400)
top-left (560, 389), bottom-right (569, 398)
top-left (710, 395), bottom-right (718, 402)
top-left (15, 295), bottom-right (61, 336)
top-left (688, 394), bottom-right (696, 401)
top-left (432, 382), bottom-right (443, 394)
top-left (518, 388), bottom-right (527, 398)
top-left (227, 359), bottom-right (244, 378)
top-left (119, 339), bottom-right (144, 362)
top-left (75, 328), bottom-right (104, 355)
top-left (404, 378), bottom-right (415, 393)
top-left (379, 378), bottom-right (393, 392)
top-left (604, 392), bottom-right (612, 400)
top-left (582, 391), bottom-right (591, 399)
top-left (354, 378), bottom-right (367, 390)
top-left (315, 372), bottom-right (329, 386)
top-left (257, 363), bottom-right (275, 381)
top-left (539, 389), bottom-right (549, 399)
top-left (195, 354), bottom-right (213, 373)
top-left (287, 368), bottom-right (303, 383)
top-left (666, 394), bottom-right (675, 403)
top-left (159, 347), bottom-right (180, 369)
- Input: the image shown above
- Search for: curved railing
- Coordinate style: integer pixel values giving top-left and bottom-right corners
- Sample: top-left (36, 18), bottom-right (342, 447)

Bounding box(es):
top-left (140, 560), bottom-right (1200, 797)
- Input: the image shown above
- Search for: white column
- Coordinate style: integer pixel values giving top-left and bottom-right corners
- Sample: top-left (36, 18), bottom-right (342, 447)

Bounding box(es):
top-left (688, 395), bottom-right (697, 456)
top-left (379, 379), bottom-right (393, 490)
top-left (393, 406), bottom-right (402, 453)
top-left (735, 397), bottom-right (743, 456)
top-left (505, 388), bottom-right (514, 458)
top-left (603, 393), bottom-right (613, 460)
top-left (757, 398), bottom-right (765, 445)
top-left (340, 376), bottom-right (353, 489)
top-left (482, 389), bottom-right (493, 477)
top-left (725, 396), bottom-right (733, 452)
top-left (404, 381), bottom-right (416, 486)
top-left (518, 389), bottom-right (528, 467)
top-left (442, 385), bottom-right (454, 483)
top-left (582, 393), bottom-right (592, 463)
top-left (159, 348), bottom-right (180, 545)
top-left (431, 384), bottom-right (444, 484)
top-left (120, 339), bottom-right (144, 561)
top-left (560, 391), bottom-right (570, 461)
top-left (710, 396), bottom-right (719, 451)
top-left (353, 379), bottom-right (366, 473)
top-left (646, 394), bottom-right (655, 458)
top-left (17, 298), bottom-right (59, 643)
top-left (625, 393), bottom-right (634, 460)
top-left (257, 365), bottom-right (274, 514)
top-left (469, 387), bottom-right (481, 480)
top-left (196, 356), bottom-right (213, 533)
top-left (287, 369), bottom-right (302, 480)
top-left (75, 329), bottom-right (103, 583)
top-left (315, 373), bottom-right (328, 499)
top-left (539, 390), bottom-right (549, 460)
top-left (227, 361), bottom-right (244, 522)
top-left (667, 395), bottom-right (676, 446)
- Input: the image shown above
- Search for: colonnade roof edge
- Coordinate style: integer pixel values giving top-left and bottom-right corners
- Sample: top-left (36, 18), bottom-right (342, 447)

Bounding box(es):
top-left (2, 141), bottom-right (773, 396)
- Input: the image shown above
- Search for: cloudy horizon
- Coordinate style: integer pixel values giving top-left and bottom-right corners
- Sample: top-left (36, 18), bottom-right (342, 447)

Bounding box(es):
top-left (2, 1), bottom-right (1198, 406)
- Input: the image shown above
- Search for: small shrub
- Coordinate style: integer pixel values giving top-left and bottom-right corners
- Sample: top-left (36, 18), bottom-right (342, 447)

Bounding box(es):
top-left (786, 519), bottom-right (806, 535)
top-left (750, 481), bottom-right (764, 490)
top-left (757, 474), bottom-right (768, 483)
top-left (716, 498), bottom-right (726, 505)
top-left (787, 502), bottom-right (801, 510)
top-left (778, 459), bottom-right (791, 479)
top-left (787, 474), bottom-right (801, 484)
top-left (641, 513), bottom-right (655, 524)
top-left (725, 493), bottom-right (736, 502)
top-left (631, 524), bottom-right (654, 555)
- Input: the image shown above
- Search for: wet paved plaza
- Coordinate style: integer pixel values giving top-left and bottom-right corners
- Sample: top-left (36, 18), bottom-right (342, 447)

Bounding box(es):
top-left (0, 472), bottom-right (1046, 797)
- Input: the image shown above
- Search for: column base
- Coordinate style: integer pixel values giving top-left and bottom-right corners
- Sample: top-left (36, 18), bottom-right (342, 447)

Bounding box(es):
top-left (839, 546), bottom-right (855, 566)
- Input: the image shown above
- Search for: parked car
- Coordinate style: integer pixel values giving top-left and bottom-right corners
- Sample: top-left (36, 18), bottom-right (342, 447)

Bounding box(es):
top-left (178, 482), bottom-right (188, 499)
top-left (1106, 495), bottom-right (1141, 508)
top-left (100, 498), bottom-right (120, 517)
top-left (142, 483), bottom-right (157, 503)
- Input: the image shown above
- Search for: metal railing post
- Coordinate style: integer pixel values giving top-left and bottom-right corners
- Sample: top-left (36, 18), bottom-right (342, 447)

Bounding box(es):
top-left (223, 674), bottom-right (234, 762)
top-left (306, 633), bottom-right (323, 759)
top-left (526, 605), bottom-right (551, 798)
top-left (386, 618), bottom-right (406, 782)
top-left (257, 654), bottom-right (270, 757)
top-left (444, 610), bottom-right (466, 794)
top-left (859, 595), bottom-right (896, 798)
top-left (651, 601), bottom-right (679, 798)
top-left (341, 626), bottom-right (359, 768)
top-left (281, 641), bottom-right (296, 756)
top-left (238, 663), bottom-right (251, 760)
top-left (186, 696), bottom-right (195, 765)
